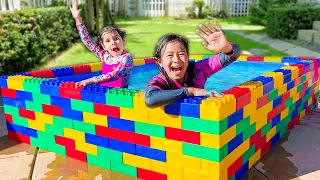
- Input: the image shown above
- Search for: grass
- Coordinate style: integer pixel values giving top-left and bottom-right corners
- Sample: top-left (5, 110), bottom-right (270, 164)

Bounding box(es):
top-left (35, 16), bottom-right (287, 70)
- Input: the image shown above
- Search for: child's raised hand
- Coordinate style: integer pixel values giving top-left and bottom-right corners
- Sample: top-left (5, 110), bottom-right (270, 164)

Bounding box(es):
top-left (70, 0), bottom-right (81, 19)
top-left (196, 22), bottom-right (232, 54)
top-left (187, 87), bottom-right (222, 98)
top-left (75, 78), bottom-right (95, 87)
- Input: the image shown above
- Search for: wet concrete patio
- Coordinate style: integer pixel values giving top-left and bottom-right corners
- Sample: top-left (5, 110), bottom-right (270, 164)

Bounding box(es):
top-left (0, 101), bottom-right (320, 180)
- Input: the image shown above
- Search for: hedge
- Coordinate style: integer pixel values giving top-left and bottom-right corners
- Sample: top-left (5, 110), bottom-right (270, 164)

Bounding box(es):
top-left (0, 7), bottom-right (78, 75)
top-left (266, 6), bottom-right (320, 39)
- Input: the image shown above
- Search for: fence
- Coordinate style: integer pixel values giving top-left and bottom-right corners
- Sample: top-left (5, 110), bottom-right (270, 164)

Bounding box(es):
top-left (0, 0), bottom-right (21, 11)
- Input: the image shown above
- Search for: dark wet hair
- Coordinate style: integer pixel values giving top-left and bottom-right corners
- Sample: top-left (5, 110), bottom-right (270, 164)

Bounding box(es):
top-left (98, 25), bottom-right (126, 47)
top-left (153, 34), bottom-right (189, 88)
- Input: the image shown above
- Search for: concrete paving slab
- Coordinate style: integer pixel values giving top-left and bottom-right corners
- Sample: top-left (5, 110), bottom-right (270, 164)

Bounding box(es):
top-left (244, 34), bottom-right (266, 42)
top-left (285, 46), bottom-right (320, 57)
top-left (268, 39), bottom-right (296, 51)
top-left (0, 136), bottom-right (37, 180)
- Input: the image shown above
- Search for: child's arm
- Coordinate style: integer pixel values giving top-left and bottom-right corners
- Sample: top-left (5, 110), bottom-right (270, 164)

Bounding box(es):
top-left (93, 54), bottom-right (134, 84)
top-left (145, 87), bottom-right (189, 107)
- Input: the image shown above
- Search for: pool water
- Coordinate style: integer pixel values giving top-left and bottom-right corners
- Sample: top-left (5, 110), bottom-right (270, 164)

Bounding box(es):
top-left (56, 61), bottom-right (285, 92)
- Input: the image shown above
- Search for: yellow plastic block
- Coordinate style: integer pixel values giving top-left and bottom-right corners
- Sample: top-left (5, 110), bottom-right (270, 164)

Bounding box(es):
top-left (151, 160), bottom-right (183, 180)
top-left (200, 126), bottom-right (236, 148)
top-left (263, 72), bottom-right (284, 88)
top-left (308, 98), bottom-right (313, 106)
top-left (133, 92), bottom-right (147, 110)
top-left (83, 112), bottom-right (108, 126)
top-left (184, 169), bottom-right (221, 180)
top-left (249, 149), bottom-right (261, 168)
top-left (243, 100), bottom-right (257, 118)
top-left (133, 58), bottom-right (145, 66)
top-left (237, 55), bottom-right (247, 61)
top-left (201, 160), bottom-right (210, 174)
top-left (292, 93), bottom-right (300, 104)
top-left (200, 94), bottom-right (236, 121)
top-left (149, 108), bottom-right (181, 128)
top-left (166, 151), bottom-right (201, 171)
top-left (266, 126), bottom-right (276, 142)
top-left (189, 55), bottom-right (203, 60)
top-left (238, 81), bottom-right (263, 101)
top-left (306, 71), bottom-right (312, 80)
top-left (123, 153), bottom-right (151, 170)
top-left (300, 110), bottom-right (306, 119)
top-left (308, 78), bottom-right (313, 87)
top-left (283, 66), bottom-right (299, 80)
top-left (280, 108), bottom-right (289, 120)
top-left (255, 115), bottom-right (267, 130)
top-left (64, 128), bottom-right (98, 155)
top-left (277, 84), bottom-right (287, 96)
top-left (289, 87), bottom-right (298, 97)
top-left (28, 119), bottom-right (45, 131)
top-left (35, 112), bottom-right (53, 124)
top-left (150, 136), bottom-right (182, 152)
top-left (250, 102), bottom-right (272, 125)
top-left (120, 107), bottom-right (149, 123)
top-left (88, 62), bottom-right (102, 72)
top-left (263, 56), bottom-right (282, 62)
top-left (7, 75), bottom-right (32, 90)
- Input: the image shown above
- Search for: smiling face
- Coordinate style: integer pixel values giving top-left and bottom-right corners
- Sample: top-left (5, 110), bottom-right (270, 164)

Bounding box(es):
top-left (100, 30), bottom-right (125, 58)
top-left (158, 40), bottom-right (189, 84)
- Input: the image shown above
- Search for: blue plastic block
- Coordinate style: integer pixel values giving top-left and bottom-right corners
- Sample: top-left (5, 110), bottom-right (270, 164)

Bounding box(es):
top-left (273, 96), bottom-right (282, 108)
top-left (50, 96), bottom-right (71, 109)
top-left (271, 132), bottom-right (280, 147)
top-left (2, 97), bottom-right (12, 106)
top-left (109, 139), bottom-right (136, 155)
top-left (52, 67), bottom-right (74, 77)
top-left (62, 108), bottom-right (83, 121)
top-left (263, 81), bottom-right (274, 95)
top-left (274, 69), bottom-right (292, 83)
top-left (108, 117), bottom-right (135, 132)
top-left (286, 80), bottom-right (295, 91)
top-left (0, 76), bottom-right (8, 88)
top-left (228, 133), bottom-right (243, 154)
top-left (296, 62), bottom-right (310, 73)
top-left (81, 84), bottom-right (109, 104)
top-left (16, 90), bottom-right (33, 101)
top-left (271, 115), bottom-right (280, 128)
top-left (305, 87), bottom-right (310, 95)
top-left (21, 126), bottom-right (38, 138)
top-left (296, 99), bottom-right (302, 108)
top-left (281, 57), bottom-right (300, 63)
top-left (85, 133), bottom-right (109, 148)
top-left (40, 79), bottom-right (62, 96)
top-left (180, 97), bottom-right (203, 118)
top-left (2, 97), bottom-right (26, 109)
top-left (56, 71), bottom-right (100, 82)
top-left (6, 122), bottom-right (21, 133)
top-left (292, 108), bottom-right (298, 118)
top-left (136, 145), bottom-right (166, 162)
top-left (164, 103), bottom-right (181, 115)
top-left (252, 76), bottom-right (274, 94)
top-left (235, 161), bottom-right (249, 180)
top-left (228, 109), bottom-right (244, 128)
top-left (304, 101), bottom-right (308, 109)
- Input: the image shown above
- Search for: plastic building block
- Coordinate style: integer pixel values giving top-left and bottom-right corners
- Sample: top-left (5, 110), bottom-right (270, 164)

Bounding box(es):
top-left (71, 99), bottom-right (94, 113)
top-left (4, 113), bottom-right (13, 123)
top-left (247, 56), bottom-right (264, 62)
top-left (223, 87), bottom-right (251, 110)
top-left (268, 89), bottom-right (278, 102)
top-left (252, 76), bottom-right (274, 95)
top-left (165, 97), bottom-right (203, 118)
top-left (144, 57), bottom-right (156, 64)
top-left (16, 90), bottom-right (33, 101)
top-left (106, 88), bottom-right (138, 108)
top-left (228, 133), bottom-right (243, 154)
top-left (227, 156), bottom-right (242, 179)
top-left (0, 76), bottom-right (8, 88)
top-left (23, 78), bottom-right (44, 94)
top-left (8, 131), bottom-right (31, 144)
top-left (42, 104), bottom-right (62, 117)
top-left (40, 79), bottom-right (63, 96)
top-left (93, 103), bottom-right (120, 118)
top-left (273, 96), bottom-right (282, 108)
top-left (50, 96), bottom-right (71, 109)
top-left (6, 122), bottom-right (21, 133)
top-left (274, 69), bottom-right (291, 83)
top-left (281, 57), bottom-right (300, 63)
top-left (137, 168), bottom-right (167, 180)
top-left (20, 126), bottom-right (38, 138)
top-left (227, 109), bottom-right (244, 128)
top-left (59, 82), bottom-right (83, 100)
top-left (55, 135), bottom-right (87, 162)
top-left (73, 121), bottom-right (96, 134)
top-left (165, 127), bottom-right (200, 145)
top-left (7, 75), bottom-right (32, 90)
top-left (136, 145), bottom-right (166, 162)
top-left (81, 84), bottom-right (109, 104)
top-left (263, 56), bottom-right (282, 62)
top-left (182, 116), bottom-right (228, 135)
top-left (108, 117), bottom-right (135, 132)
top-left (85, 133), bottom-right (109, 148)
top-left (83, 112), bottom-right (108, 127)
top-left (264, 72), bottom-right (284, 88)
top-left (0, 87), bottom-right (17, 98)
top-left (108, 139), bottom-right (136, 154)
top-left (62, 108), bottom-right (83, 121)
top-left (2, 97), bottom-right (26, 109)
top-left (18, 108), bottom-right (35, 120)
top-left (133, 58), bottom-right (145, 66)
top-left (29, 69), bottom-right (54, 78)
top-left (72, 64), bottom-right (91, 74)
top-left (237, 55), bottom-right (247, 61)
top-left (52, 67), bottom-right (74, 77)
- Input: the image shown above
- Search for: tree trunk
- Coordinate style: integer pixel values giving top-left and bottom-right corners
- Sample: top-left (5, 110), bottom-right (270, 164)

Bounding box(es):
top-left (85, 0), bottom-right (95, 34)
top-left (119, 0), bottom-right (126, 17)
top-left (105, 0), bottom-right (115, 25)
top-left (95, 0), bottom-right (104, 32)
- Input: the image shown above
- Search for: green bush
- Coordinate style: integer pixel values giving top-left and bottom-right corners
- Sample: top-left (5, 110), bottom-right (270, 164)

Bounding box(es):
top-left (0, 7), bottom-right (78, 75)
top-left (266, 6), bottom-right (320, 39)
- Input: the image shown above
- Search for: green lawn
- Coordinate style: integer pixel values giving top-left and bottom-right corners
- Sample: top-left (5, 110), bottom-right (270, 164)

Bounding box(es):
top-left (36, 17), bottom-right (287, 70)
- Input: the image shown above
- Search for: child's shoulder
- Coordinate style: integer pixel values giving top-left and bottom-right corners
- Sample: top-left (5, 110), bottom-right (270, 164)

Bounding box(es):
top-left (146, 74), bottom-right (169, 90)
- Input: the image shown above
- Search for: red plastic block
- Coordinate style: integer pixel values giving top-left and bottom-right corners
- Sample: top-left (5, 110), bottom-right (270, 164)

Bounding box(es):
top-left (299, 89), bottom-right (306, 99)
top-left (223, 87), bottom-right (251, 110)
top-left (267, 103), bottom-right (285, 122)
top-left (294, 77), bottom-right (301, 86)
top-left (73, 64), bottom-right (91, 74)
top-left (288, 115), bottom-right (300, 129)
top-left (257, 94), bottom-right (269, 109)
top-left (300, 57), bottom-right (312, 60)
top-left (55, 135), bottom-right (87, 162)
top-left (0, 88), bottom-right (17, 98)
top-left (255, 135), bottom-right (266, 152)
top-left (250, 129), bottom-right (261, 146)
top-left (306, 106), bottom-right (310, 113)
top-left (93, 103), bottom-right (120, 118)
top-left (303, 81), bottom-right (308, 90)
top-left (42, 104), bottom-right (62, 117)
top-left (282, 91), bottom-right (290, 102)
top-left (261, 140), bottom-right (271, 156)
top-left (165, 127), bottom-right (200, 145)
top-left (8, 131), bottom-right (30, 144)
top-left (137, 168), bottom-right (167, 180)
top-left (59, 82), bottom-right (82, 100)
top-left (5, 113), bottom-right (13, 123)
top-left (29, 69), bottom-right (54, 78)
top-left (144, 57), bottom-right (156, 64)
top-left (291, 64), bottom-right (305, 77)
top-left (19, 108), bottom-right (35, 120)
top-left (247, 56), bottom-right (264, 62)
top-left (227, 156), bottom-right (243, 179)
top-left (96, 126), bottom-right (150, 147)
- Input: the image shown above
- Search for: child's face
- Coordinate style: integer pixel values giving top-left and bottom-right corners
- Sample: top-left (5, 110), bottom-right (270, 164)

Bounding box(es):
top-left (159, 41), bottom-right (189, 84)
top-left (101, 31), bottom-right (125, 58)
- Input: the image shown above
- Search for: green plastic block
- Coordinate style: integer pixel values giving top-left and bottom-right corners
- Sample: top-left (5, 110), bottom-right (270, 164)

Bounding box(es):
top-left (22, 78), bottom-right (44, 94)
top-left (182, 142), bottom-right (225, 162)
top-left (73, 120), bottom-right (96, 134)
top-left (297, 84), bottom-right (304, 93)
top-left (229, 175), bottom-right (235, 180)
top-left (47, 141), bottom-right (66, 156)
top-left (243, 123), bottom-right (256, 141)
top-left (182, 116), bottom-right (228, 135)
top-left (87, 154), bottom-right (111, 169)
top-left (30, 137), bottom-right (48, 150)
top-left (53, 116), bottom-right (73, 129)
top-left (279, 126), bottom-right (288, 138)
top-left (268, 89), bottom-right (278, 102)
top-left (3, 105), bottom-right (19, 115)
top-left (33, 93), bottom-right (51, 104)
top-left (300, 74), bottom-right (307, 83)
top-left (202, 55), bottom-right (212, 59)
top-left (261, 121), bottom-right (273, 137)
top-left (298, 105), bottom-right (304, 114)
top-left (135, 122), bottom-right (165, 138)
top-left (106, 88), bottom-right (139, 108)
top-left (45, 124), bottom-right (64, 136)
top-left (71, 99), bottom-right (94, 113)
top-left (236, 117), bottom-right (250, 135)
top-left (111, 161), bottom-right (137, 177)
top-left (26, 101), bottom-right (43, 112)
top-left (97, 146), bottom-right (123, 162)
top-left (286, 97), bottom-right (293, 108)
top-left (12, 115), bottom-right (29, 127)
top-left (242, 144), bottom-right (256, 164)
